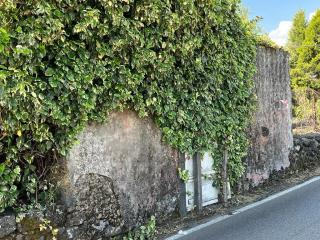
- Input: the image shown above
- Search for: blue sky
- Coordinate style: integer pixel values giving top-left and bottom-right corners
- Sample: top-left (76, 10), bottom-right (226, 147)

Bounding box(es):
top-left (242, 0), bottom-right (320, 46)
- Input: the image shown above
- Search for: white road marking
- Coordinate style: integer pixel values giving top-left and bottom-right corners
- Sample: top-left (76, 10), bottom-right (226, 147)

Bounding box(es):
top-left (166, 176), bottom-right (320, 240)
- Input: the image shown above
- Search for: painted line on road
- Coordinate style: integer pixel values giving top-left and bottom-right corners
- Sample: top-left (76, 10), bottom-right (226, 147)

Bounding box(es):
top-left (166, 176), bottom-right (320, 240)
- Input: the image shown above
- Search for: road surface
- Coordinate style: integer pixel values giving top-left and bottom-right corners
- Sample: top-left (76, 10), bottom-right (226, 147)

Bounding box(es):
top-left (170, 177), bottom-right (320, 240)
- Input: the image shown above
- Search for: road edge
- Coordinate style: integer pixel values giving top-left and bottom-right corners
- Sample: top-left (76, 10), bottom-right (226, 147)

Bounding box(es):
top-left (166, 176), bottom-right (320, 240)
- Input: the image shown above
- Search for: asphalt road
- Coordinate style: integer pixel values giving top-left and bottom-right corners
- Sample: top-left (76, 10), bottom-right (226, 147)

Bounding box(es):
top-left (173, 178), bottom-right (320, 240)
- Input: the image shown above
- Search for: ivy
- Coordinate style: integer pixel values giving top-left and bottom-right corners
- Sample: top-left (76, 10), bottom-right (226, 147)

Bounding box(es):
top-left (0, 0), bottom-right (256, 211)
top-left (256, 34), bottom-right (281, 50)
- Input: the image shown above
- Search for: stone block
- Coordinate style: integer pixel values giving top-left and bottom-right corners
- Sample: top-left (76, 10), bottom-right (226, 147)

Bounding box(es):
top-left (0, 214), bottom-right (16, 238)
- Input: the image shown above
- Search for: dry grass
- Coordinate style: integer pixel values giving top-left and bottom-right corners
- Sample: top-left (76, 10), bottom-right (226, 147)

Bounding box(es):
top-left (293, 126), bottom-right (320, 135)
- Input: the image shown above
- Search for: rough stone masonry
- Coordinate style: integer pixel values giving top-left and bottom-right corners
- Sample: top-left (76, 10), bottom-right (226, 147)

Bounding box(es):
top-left (61, 110), bottom-right (180, 239)
top-left (246, 46), bottom-right (293, 186)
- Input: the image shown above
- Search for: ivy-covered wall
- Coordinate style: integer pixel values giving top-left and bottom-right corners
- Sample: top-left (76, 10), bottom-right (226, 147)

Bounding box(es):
top-left (0, 45), bottom-right (293, 239)
top-left (0, 0), bottom-right (257, 212)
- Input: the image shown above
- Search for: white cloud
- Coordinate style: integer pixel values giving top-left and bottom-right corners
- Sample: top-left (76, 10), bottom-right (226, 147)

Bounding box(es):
top-left (308, 11), bottom-right (316, 21)
top-left (269, 21), bottom-right (292, 46)
top-left (269, 10), bottom-right (318, 46)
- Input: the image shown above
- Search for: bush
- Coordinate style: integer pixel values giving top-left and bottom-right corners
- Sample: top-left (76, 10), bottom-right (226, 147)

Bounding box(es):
top-left (0, 0), bottom-right (256, 211)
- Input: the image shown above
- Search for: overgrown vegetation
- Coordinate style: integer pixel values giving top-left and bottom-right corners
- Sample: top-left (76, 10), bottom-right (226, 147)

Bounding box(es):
top-left (288, 9), bottom-right (320, 129)
top-left (256, 34), bottom-right (281, 50)
top-left (238, 7), bottom-right (280, 50)
top-left (178, 168), bottom-right (190, 183)
top-left (0, 0), bottom-right (256, 212)
top-left (120, 216), bottom-right (156, 240)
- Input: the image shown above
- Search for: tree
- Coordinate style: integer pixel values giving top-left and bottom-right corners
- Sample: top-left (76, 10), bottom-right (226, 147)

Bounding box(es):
top-left (297, 9), bottom-right (320, 82)
top-left (286, 10), bottom-right (307, 68)
top-left (291, 9), bottom-right (320, 128)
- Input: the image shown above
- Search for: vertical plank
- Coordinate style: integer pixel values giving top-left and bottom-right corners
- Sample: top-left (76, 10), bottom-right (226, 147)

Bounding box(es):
top-left (178, 152), bottom-right (187, 217)
top-left (221, 149), bottom-right (228, 204)
top-left (193, 152), bottom-right (202, 213)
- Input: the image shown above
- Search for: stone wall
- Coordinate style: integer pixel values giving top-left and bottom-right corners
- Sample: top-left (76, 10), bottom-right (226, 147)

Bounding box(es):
top-left (5, 133), bottom-right (318, 240)
top-left (0, 211), bottom-right (62, 240)
top-left (0, 46), bottom-right (295, 239)
top-left (246, 46), bottom-right (293, 185)
top-left (290, 134), bottom-right (320, 169)
top-left (59, 110), bottom-right (179, 239)
top-left (0, 111), bottom-right (180, 240)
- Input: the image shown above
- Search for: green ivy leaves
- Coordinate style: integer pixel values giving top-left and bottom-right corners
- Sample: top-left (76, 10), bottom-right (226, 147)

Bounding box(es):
top-left (0, 28), bottom-right (9, 53)
top-left (0, 165), bottom-right (20, 211)
top-left (0, 0), bottom-right (256, 211)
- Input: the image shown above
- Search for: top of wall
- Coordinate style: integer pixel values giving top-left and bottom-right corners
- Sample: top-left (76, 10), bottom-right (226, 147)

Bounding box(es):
top-left (257, 45), bottom-right (290, 58)
top-left (256, 35), bottom-right (289, 53)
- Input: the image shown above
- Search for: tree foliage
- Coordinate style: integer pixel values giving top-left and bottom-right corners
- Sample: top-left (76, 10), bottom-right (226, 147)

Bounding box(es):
top-left (0, 0), bottom-right (256, 211)
top-left (290, 9), bottom-right (320, 128)
top-left (291, 9), bottom-right (320, 90)
top-left (287, 10), bottom-right (307, 67)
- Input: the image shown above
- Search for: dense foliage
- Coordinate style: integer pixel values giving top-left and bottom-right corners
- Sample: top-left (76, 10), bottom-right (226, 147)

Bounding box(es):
top-left (287, 10), bottom-right (307, 68)
top-left (293, 10), bottom-right (320, 90)
top-left (0, 0), bottom-right (256, 211)
top-left (256, 34), bottom-right (280, 50)
top-left (289, 10), bottom-right (320, 127)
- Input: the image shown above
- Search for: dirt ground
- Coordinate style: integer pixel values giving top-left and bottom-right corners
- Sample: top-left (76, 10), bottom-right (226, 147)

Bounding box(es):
top-left (156, 163), bottom-right (320, 239)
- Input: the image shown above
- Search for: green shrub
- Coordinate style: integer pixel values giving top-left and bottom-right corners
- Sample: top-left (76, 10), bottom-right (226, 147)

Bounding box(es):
top-left (120, 216), bottom-right (156, 240)
top-left (0, 0), bottom-right (256, 211)
top-left (256, 34), bottom-right (280, 50)
top-left (289, 10), bottom-right (320, 129)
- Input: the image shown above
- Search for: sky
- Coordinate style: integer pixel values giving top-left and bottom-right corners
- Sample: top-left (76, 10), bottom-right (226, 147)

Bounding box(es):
top-left (242, 0), bottom-right (320, 46)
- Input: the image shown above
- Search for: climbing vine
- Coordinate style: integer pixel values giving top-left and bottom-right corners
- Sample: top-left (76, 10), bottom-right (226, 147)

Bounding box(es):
top-left (0, 0), bottom-right (256, 211)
